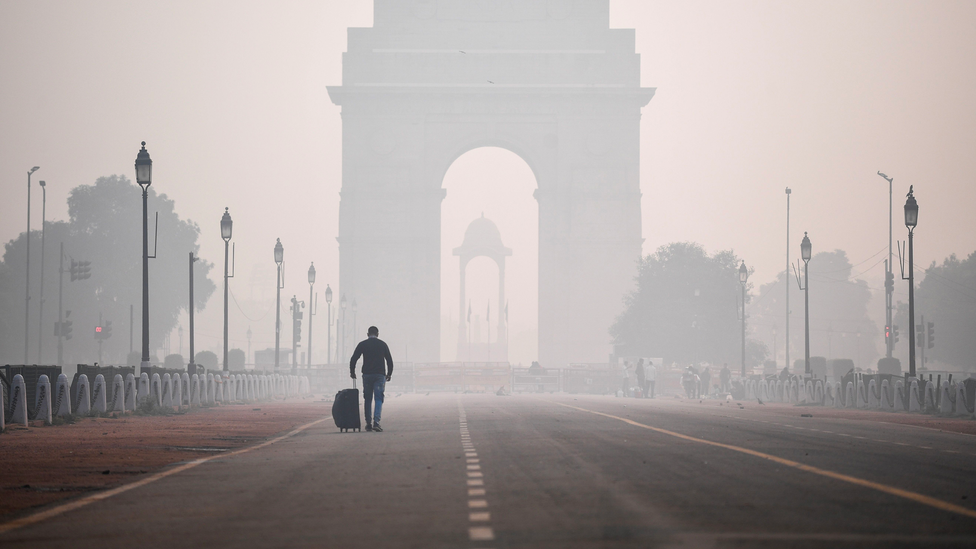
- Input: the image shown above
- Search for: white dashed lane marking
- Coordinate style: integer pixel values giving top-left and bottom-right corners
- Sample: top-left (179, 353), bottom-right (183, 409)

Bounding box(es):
top-left (458, 400), bottom-right (495, 544)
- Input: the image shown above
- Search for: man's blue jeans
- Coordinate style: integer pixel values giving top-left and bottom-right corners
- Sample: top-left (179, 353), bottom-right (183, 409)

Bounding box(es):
top-left (363, 374), bottom-right (386, 425)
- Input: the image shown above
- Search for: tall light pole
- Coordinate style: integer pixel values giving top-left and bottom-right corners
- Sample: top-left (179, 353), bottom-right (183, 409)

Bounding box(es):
top-left (325, 284), bottom-right (333, 365)
top-left (274, 239), bottom-right (284, 371)
top-left (904, 186), bottom-right (919, 377)
top-left (221, 207), bottom-right (234, 371)
top-left (37, 180), bottom-right (47, 363)
top-left (134, 143), bottom-right (153, 371)
top-left (877, 172), bottom-right (894, 358)
top-left (785, 187), bottom-right (791, 372)
top-left (188, 252), bottom-right (199, 373)
top-left (24, 166), bottom-right (39, 364)
top-left (308, 263), bottom-right (316, 367)
top-left (739, 261), bottom-right (748, 377)
top-left (340, 293), bottom-right (347, 362)
top-left (799, 232), bottom-right (812, 376)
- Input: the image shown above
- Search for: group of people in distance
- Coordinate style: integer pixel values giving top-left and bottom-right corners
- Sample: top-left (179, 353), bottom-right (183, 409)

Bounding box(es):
top-left (621, 358), bottom-right (656, 398)
top-left (621, 359), bottom-right (734, 399)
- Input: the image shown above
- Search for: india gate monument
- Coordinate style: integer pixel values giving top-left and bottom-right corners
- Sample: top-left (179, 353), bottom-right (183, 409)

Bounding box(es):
top-left (327, 0), bottom-right (654, 366)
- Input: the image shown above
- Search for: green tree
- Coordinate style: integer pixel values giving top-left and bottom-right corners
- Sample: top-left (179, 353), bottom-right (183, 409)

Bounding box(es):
top-left (894, 251), bottom-right (976, 370)
top-left (750, 250), bottom-right (879, 369)
top-left (194, 350), bottom-right (219, 370)
top-left (0, 175), bottom-right (215, 365)
top-left (228, 348), bottom-right (246, 370)
top-left (611, 242), bottom-right (748, 366)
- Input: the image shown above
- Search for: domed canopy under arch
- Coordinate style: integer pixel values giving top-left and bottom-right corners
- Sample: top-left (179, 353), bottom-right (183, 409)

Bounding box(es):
top-left (453, 214), bottom-right (511, 362)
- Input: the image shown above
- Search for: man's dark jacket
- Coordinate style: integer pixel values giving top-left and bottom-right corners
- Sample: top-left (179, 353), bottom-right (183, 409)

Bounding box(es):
top-left (350, 337), bottom-right (394, 377)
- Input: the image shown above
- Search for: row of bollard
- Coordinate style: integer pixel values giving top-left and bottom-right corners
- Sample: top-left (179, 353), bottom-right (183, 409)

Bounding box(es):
top-left (743, 377), bottom-right (974, 417)
top-left (1, 372), bottom-right (311, 429)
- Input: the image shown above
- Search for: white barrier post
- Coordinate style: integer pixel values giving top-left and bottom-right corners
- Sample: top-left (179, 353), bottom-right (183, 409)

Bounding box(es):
top-left (138, 373), bottom-right (150, 404)
top-left (173, 373), bottom-right (183, 410)
top-left (75, 374), bottom-right (91, 416)
top-left (939, 381), bottom-right (953, 414)
top-left (880, 379), bottom-right (893, 411)
top-left (894, 380), bottom-right (906, 411)
top-left (111, 374), bottom-right (125, 413)
top-left (92, 374), bottom-right (108, 413)
top-left (181, 373), bottom-right (191, 406)
top-left (845, 382), bottom-right (855, 408)
top-left (34, 374), bottom-right (52, 425)
top-left (125, 373), bottom-right (137, 411)
top-left (191, 374), bottom-right (201, 407)
top-left (868, 379), bottom-right (879, 408)
top-left (214, 375), bottom-right (223, 403)
top-left (10, 375), bottom-right (29, 426)
top-left (162, 374), bottom-right (174, 408)
top-left (909, 380), bottom-right (921, 412)
top-left (923, 381), bottom-right (937, 412)
top-left (54, 374), bottom-right (72, 418)
top-left (151, 373), bottom-right (162, 407)
top-left (954, 382), bottom-right (971, 417)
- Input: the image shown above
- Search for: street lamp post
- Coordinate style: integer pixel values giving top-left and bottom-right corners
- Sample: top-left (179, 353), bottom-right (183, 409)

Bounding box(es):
top-left (800, 232), bottom-right (812, 376)
top-left (308, 263), bottom-right (316, 367)
top-left (274, 239), bottom-right (284, 371)
top-left (878, 172), bottom-right (894, 358)
top-left (340, 293), bottom-right (347, 362)
top-left (904, 186), bottom-right (919, 377)
top-left (785, 187), bottom-right (791, 373)
top-left (325, 285), bottom-right (333, 365)
top-left (188, 252), bottom-right (199, 373)
top-left (24, 166), bottom-right (39, 364)
top-left (739, 262), bottom-right (748, 377)
top-left (38, 180), bottom-right (47, 363)
top-left (221, 208), bottom-right (234, 371)
top-left (134, 143), bottom-right (153, 371)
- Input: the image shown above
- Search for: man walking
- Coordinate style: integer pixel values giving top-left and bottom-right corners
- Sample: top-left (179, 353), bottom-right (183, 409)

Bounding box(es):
top-left (350, 326), bottom-right (394, 432)
top-left (645, 359), bottom-right (656, 398)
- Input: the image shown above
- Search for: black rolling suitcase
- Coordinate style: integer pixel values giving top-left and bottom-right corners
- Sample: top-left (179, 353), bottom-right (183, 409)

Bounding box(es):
top-left (333, 383), bottom-right (361, 432)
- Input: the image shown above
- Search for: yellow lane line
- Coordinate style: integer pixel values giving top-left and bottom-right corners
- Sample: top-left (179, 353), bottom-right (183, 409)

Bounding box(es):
top-left (552, 402), bottom-right (976, 520)
top-left (0, 416), bottom-right (331, 535)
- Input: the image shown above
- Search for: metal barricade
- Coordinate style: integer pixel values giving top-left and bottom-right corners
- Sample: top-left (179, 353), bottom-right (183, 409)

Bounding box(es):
top-left (512, 368), bottom-right (560, 393)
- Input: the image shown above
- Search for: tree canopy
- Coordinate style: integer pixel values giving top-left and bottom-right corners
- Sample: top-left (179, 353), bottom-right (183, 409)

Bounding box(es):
top-left (610, 242), bottom-right (748, 366)
top-left (0, 175), bottom-right (215, 365)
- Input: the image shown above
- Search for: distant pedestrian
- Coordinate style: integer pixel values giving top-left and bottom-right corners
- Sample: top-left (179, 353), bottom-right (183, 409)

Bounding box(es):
top-left (719, 364), bottom-right (731, 393)
top-left (635, 358), bottom-right (647, 399)
top-left (621, 361), bottom-right (630, 397)
top-left (645, 360), bottom-right (656, 398)
top-left (350, 326), bottom-right (394, 432)
top-left (701, 366), bottom-right (711, 396)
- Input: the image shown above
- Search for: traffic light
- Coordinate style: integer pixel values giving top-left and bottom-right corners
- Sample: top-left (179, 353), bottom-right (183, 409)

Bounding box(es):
top-left (94, 325), bottom-right (104, 340)
top-left (884, 325), bottom-right (890, 345)
top-left (927, 322), bottom-right (935, 349)
top-left (70, 260), bottom-right (91, 281)
top-left (916, 324), bottom-right (924, 347)
top-left (884, 271), bottom-right (894, 293)
top-left (103, 320), bottom-right (113, 339)
top-left (63, 320), bottom-right (72, 340)
top-left (892, 325), bottom-right (900, 344)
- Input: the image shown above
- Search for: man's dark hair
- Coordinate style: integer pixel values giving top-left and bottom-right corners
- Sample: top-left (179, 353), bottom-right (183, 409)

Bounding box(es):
top-left (368, 326), bottom-right (379, 336)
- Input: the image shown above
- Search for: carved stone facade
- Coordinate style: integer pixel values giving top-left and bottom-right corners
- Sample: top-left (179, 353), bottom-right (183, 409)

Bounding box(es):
top-left (328, 0), bottom-right (654, 365)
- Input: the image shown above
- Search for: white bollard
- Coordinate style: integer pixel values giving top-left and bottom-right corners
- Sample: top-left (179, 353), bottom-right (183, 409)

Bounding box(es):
top-left (162, 374), bottom-right (174, 408)
top-left (954, 382), bottom-right (971, 417)
top-left (191, 374), bottom-right (201, 407)
top-left (181, 373), bottom-right (191, 406)
top-left (939, 381), bottom-right (953, 414)
top-left (236, 375), bottom-right (244, 401)
top-left (34, 374), bottom-right (52, 425)
top-left (74, 374), bottom-right (91, 416)
top-left (138, 372), bottom-right (150, 403)
top-left (200, 372), bottom-right (209, 405)
top-left (845, 382), bottom-right (855, 408)
top-left (10, 375), bottom-right (29, 426)
top-left (151, 373), bottom-right (163, 406)
top-left (868, 379), bottom-right (879, 408)
top-left (172, 373), bottom-right (183, 409)
top-left (923, 381), bottom-right (937, 412)
top-left (54, 374), bottom-right (72, 418)
top-left (208, 373), bottom-right (218, 403)
top-left (909, 380), bottom-right (921, 412)
top-left (880, 379), bottom-right (893, 411)
top-left (111, 374), bottom-right (125, 413)
top-left (894, 380), bottom-right (906, 411)
top-left (214, 375), bottom-right (223, 403)
top-left (855, 378), bottom-right (866, 409)
top-left (125, 373), bottom-right (137, 411)
top-left (225, 375), bottom-right (233, 403)
top-left (93, 374), bottom-right (108, 413)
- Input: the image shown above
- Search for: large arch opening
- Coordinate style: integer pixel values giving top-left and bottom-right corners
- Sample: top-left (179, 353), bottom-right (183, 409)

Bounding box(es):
top-left (440, 147), bottom-right (538, 365)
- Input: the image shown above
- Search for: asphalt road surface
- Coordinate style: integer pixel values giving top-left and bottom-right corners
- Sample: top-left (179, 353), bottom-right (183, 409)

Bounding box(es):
top-left (4, 393), bottom-right (976, 548)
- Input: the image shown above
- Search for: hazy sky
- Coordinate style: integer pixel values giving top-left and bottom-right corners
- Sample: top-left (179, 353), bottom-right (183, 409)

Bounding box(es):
top-left (2, 1), bottom-right (974, 364)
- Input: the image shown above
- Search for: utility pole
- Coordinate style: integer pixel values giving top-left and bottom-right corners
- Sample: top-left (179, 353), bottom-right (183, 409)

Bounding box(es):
top-left (57, 242), bottom-right (65, 366)
top-left (189, 252), bottom-right (198, 370)
top-left (785, 187), bottom-right (791, 372)
top-left (25, 166), bottom-right (39, 364)
top-left (878, 172), bottom-right (894, 358)
top-left (38, 180), bottom-right (47, 363)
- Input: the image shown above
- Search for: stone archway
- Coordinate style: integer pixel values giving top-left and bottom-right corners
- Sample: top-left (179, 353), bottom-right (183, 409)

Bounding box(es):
top-left (328, 1), bottom-right (654, 366)
top-left (454, 214), bottom-right (511, 362)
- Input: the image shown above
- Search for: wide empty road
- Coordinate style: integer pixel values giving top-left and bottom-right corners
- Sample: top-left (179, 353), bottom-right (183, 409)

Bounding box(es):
top-left (4, 394), bottom-right (976, 548)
